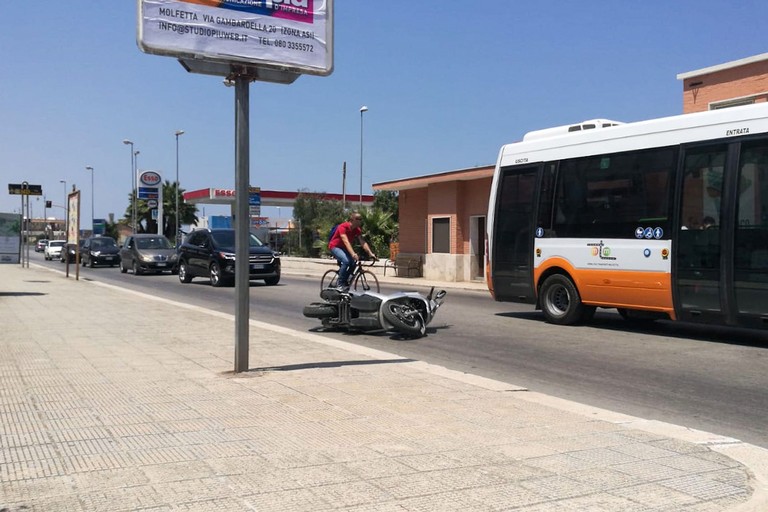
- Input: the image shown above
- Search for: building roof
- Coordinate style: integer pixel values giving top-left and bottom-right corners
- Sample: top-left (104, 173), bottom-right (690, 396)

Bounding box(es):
top-left (372, 165), bottom-right (494, 191)
top-left (677, 52), bottom-right (768, 80)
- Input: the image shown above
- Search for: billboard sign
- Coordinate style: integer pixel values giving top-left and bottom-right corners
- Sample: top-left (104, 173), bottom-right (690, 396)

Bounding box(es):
top-left (8, 183), bottom-right (42, 196)
top-left (67, 190), bottom-right (81, 245)
top-left (0, 213), bottom-right (21, 264)
top-left (93, 219), bottom-right (106, 236)
top-left (138, 0), bottom-right (333, 77)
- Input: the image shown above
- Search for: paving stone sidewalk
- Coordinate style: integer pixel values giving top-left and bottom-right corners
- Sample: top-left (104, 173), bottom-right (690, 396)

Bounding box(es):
top-left (1, 264), bottom-right (766, 511)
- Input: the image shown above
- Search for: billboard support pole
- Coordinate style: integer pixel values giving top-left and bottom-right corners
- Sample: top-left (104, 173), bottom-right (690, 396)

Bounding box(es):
top-left (234, 73), bottom-right (251, 373)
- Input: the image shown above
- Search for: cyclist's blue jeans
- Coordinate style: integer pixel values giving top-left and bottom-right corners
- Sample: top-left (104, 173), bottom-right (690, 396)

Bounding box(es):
top-left (330, 247), bottom-right (355, 287)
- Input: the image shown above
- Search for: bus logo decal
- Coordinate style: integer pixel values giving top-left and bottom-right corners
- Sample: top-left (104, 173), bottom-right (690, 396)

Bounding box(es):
top-left (587, 240), bottom-right (616, 261)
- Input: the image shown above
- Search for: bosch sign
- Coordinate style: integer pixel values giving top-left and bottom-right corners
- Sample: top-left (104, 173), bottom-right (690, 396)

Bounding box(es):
top-left (139, 171), bottom-right (162, 186)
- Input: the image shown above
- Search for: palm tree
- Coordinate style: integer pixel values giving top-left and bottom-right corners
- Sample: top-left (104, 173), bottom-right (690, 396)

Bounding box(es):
top-left (359, 208), bottom-right (396, 258)
top-left (161, 180), bottom-right (198, 242)
top-left (123, 181), bottom-right (198, 239)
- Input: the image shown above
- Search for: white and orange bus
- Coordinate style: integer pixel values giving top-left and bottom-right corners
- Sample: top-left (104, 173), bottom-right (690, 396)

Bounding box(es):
top-left (487, 103), bottom-right (768, 328)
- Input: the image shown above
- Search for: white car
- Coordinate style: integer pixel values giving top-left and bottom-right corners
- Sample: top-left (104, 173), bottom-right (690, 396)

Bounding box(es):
top-left (44, 240), bottom-right (66, 260)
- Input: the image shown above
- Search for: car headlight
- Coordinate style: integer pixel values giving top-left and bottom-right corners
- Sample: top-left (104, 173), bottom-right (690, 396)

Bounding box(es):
top-left (170, 253), bottom-right (179, 261)
top-left (218, 251), bottom-right (236, 260)
top-left (140, 254), bottom-right (154, 262)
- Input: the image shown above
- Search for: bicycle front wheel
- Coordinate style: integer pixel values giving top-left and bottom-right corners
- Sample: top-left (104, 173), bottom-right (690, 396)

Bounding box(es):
top-left (321, 269), bottom-right (339, 290)
top-left (353, 270), bottom-right (380, 293)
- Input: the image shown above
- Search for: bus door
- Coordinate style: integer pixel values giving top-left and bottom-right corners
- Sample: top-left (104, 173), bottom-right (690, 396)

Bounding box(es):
top-left (675, 138), bottom-right (768, 327)
top-left (491, 165), bottom-right (540, 302)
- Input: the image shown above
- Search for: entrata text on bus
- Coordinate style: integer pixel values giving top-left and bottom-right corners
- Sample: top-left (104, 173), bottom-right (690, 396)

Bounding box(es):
top-left (487, 103), bottom-right (768, 329)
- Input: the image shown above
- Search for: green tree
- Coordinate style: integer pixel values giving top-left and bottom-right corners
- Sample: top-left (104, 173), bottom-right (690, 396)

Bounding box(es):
top-left (292, 190), bottom-right (345, 257)
top-left (358, 207), bottom-right (396, 258)
top-left (287, 189), bottom-right (400, 258)
top-left (104, 220), bottom-right (120, 240)
top-left (160, 180), bottom-right (198, 242)
top-left (373, 190), bottom-right (399, 224)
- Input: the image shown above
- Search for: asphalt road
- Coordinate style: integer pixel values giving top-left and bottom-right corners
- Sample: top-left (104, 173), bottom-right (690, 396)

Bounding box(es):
top-left (33, 252), bottom-right (768, 449)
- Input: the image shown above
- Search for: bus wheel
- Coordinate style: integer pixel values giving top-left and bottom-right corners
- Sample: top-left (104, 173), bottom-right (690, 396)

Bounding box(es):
top-left (540, 274), bottom-right (585, 325)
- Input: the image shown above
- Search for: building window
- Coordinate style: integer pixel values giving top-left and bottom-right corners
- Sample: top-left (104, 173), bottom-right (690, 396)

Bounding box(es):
top-left (432, 217), bottom-right (450, 253)
top-left (711, 96), bottom-right (758, 110)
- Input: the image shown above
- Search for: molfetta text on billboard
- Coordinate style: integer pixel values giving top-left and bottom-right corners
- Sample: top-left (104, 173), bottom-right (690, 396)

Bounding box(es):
top-left (138, 0), bottom-right (333, 75)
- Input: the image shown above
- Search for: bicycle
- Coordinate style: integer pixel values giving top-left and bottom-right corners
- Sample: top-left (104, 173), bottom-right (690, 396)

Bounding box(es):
top-left (321, 258), bottom-right (380, 293)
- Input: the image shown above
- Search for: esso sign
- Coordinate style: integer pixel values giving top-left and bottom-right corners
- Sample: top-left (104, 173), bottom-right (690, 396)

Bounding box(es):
top-left (139, 171), bottom-right (162, 186)
top-left (213, 189), bottom-right (236, 198)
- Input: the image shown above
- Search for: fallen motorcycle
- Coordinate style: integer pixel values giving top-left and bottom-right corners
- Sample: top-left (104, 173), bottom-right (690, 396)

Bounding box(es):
top-left (303, 287), bottom-right (447, 338)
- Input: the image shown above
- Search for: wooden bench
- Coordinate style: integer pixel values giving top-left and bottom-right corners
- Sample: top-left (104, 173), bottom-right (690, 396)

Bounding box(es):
top-left (383, 255), bottom-right (422, 277)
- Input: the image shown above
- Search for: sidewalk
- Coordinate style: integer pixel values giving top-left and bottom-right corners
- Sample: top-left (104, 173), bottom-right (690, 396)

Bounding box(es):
top-left (1, 263), bottom-right (767, 511)
top-left (278, 256), bottom-right (490, 293)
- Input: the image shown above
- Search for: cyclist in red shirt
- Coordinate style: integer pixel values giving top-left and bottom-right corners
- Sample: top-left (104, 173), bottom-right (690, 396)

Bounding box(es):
top-left (328, 212), bottom-right (376, 291)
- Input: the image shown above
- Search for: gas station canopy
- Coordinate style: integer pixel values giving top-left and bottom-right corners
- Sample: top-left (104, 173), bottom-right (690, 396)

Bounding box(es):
top-left (183, 188), bottom-right (375, 208)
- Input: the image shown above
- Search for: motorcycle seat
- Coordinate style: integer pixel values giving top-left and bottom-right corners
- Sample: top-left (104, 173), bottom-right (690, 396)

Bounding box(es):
top-left (320, 288), bottom-right (343, 301)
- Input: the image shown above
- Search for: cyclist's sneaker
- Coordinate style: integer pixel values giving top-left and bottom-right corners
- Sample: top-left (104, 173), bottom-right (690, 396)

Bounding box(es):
top-left (336, 284), bottom-right (350, 293)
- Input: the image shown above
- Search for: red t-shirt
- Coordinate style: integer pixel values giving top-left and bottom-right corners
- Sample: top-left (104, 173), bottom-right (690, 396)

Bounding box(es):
top-left (328, 221), bottom-right (361, 251)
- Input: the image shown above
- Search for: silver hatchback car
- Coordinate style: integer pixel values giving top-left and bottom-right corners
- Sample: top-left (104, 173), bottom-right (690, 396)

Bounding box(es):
top-left (119, 234), bottom-right (178, 275)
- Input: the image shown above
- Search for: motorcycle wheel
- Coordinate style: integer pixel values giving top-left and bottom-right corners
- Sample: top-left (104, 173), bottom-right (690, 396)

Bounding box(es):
top-left (303, 302), bottom-right (338, 318)
top-left (383, 303), bottom-right (426, 338)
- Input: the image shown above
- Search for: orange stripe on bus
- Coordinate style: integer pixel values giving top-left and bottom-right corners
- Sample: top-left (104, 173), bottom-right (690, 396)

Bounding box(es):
top-left (534, 258), bottom-right (675, 317)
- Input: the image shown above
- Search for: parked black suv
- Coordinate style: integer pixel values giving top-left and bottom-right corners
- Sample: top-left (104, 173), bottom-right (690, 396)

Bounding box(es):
top-left (81, 236), bottom-right (121, 268)
top-left (177, 228), bottom-right (280, 287)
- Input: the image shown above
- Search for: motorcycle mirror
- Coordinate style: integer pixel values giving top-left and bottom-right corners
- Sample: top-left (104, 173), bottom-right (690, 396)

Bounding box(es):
top-left (435, 290), bottom-right (447, 301)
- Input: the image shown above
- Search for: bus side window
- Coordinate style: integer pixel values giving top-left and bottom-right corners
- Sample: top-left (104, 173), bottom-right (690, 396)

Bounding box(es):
top-left (554, 147), bottom-right (675, 238)
top-left (536, 163), bottom-right (557, 235)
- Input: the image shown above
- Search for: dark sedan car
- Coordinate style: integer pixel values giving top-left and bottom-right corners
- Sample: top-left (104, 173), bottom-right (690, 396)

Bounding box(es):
top-left (177, 228), bottom-right (280, 287)
top-left (119, 234), bottom-right (178, 275)
top-left (81, 236), bottom-right (120, 268)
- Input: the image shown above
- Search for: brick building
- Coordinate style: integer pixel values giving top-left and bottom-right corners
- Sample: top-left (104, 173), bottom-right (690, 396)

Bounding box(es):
top-left (677, 53), bottom-right (768, 113)
top-left (374, 166), bottom-right (493, 282)
top-left (375, 52), bottom-right (768, 282)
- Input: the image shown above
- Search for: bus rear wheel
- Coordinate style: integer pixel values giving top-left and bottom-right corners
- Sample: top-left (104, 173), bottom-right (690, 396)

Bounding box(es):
top-left (540, 274), bottom-right (585, 325)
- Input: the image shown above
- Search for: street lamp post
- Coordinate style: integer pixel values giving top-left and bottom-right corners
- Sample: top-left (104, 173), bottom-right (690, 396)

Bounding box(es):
top-left (359, 105), bottom-right (368, 205)
top-left (134, 150), bottom-right (140, 232)
top-left (175, 130), bottom-right (185, 244)
top-left (60, 179), bottom-right (67, 241)
top-left (122, 139), bottom-right (135, 232)
top-left (86, 166), bottom-right (94, 232)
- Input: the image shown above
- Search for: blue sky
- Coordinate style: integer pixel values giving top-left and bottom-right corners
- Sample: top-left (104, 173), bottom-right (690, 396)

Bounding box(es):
top-left (1, 1), bottom-right (765, 224)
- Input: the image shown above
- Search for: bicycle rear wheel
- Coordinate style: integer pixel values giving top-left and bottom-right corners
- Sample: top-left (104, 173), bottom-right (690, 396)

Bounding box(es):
top-left (353, 270), bottom-right (380, 293)
top-left (321, 269), bottom-right (340, 290)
